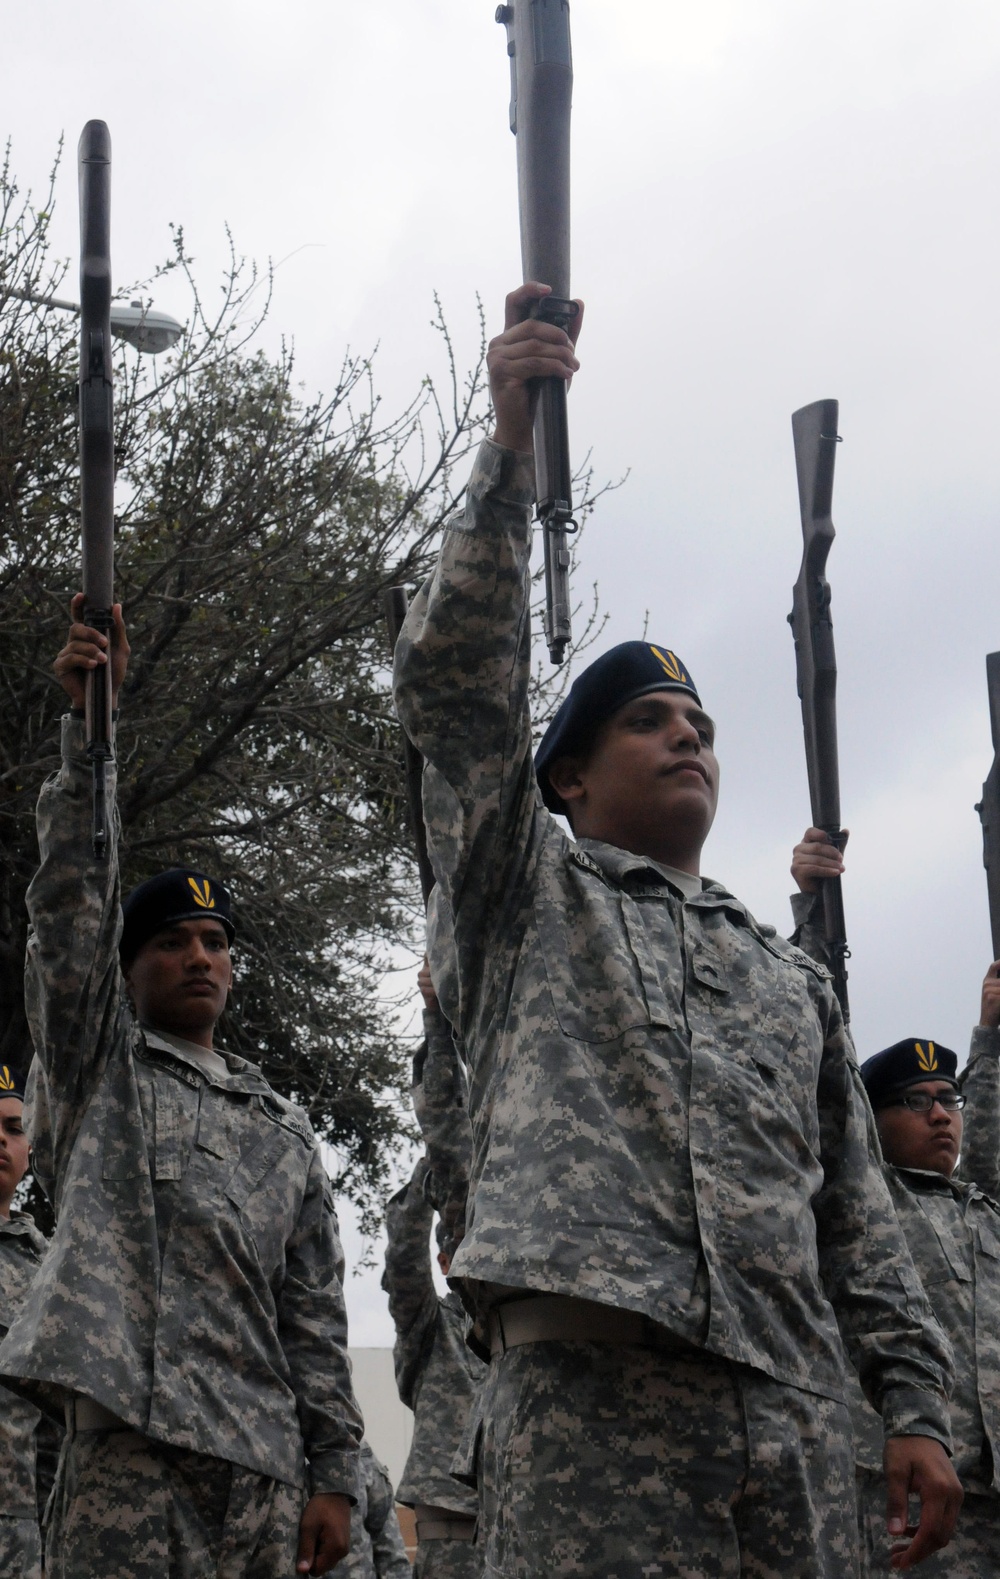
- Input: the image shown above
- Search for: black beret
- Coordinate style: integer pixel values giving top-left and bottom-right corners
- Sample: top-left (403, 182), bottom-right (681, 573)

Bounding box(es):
top-left (860, 1039), bottom-right (959, 1109)
top-left (120, 869), bottom-right (235, 965)
top-left (0, 1064), bottom-right (26, 1101)
top-left (535, 641), bottom-right (701, 813)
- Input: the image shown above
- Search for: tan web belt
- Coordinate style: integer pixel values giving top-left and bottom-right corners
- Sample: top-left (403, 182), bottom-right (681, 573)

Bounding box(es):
top-left (414, 1506), bottom-right (477, 1542)
top-left (68, 1396), bottom-right (129, 1433)
top-left (487, 1294), bottom-right (697, 1358)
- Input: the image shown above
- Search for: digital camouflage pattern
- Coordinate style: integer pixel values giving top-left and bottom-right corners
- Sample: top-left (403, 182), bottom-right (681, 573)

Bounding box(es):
top-left (382, 1155), bottom-right (484, 1518)
top-left (337, 1440), bottom-right (411, 1579)
top-left (45, 1421), bottom-right (303, 1579)
top-left (0, 1211), bottom-right (56, 1579)
top-left (0, 1212), bottom-right (51, 1516)
top-left (411, 1005), bottom-right (472, 1257)
top-left (477, 1338), bottom-right (858, 1578)
top-left (794, 892), bottom-right (1000, 1565)
top-left (393, 438), bottom-right (953, 1440)
top-left (0, 717), bottom-right (362, 1501)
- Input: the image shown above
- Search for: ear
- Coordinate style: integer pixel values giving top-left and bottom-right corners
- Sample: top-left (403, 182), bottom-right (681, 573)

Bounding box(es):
top-left (546, 754), bottom-right (587, 807)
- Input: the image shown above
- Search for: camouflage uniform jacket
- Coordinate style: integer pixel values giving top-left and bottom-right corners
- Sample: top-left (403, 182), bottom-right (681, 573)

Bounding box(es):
top-left (338, 1441), bottom-right (412, 1579)
top-left (0, 1213), bottom-right (49, 1518)
top-left (382, 1158), bottom-right (484, 1514)
top-left (851, 1025), bottom-right (1000, 1489)
top-left (0, 717), bottom-right (362, 1499)
top-left (393, 438), bottom-right (954, 1441)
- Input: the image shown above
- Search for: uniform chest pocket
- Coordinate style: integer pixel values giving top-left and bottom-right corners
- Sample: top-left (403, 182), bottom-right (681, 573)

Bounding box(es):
top-left (224, 1126), bottom-right (304, 1272)
top-left (976, 1217), bottom-right (1000, 1260)
top-left (534, 878), bottom-right (678, 1044)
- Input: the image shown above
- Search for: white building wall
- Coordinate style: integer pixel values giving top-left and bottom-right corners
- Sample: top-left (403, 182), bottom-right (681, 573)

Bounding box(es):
top-left (349, 1346), bottom-right (414, 1489)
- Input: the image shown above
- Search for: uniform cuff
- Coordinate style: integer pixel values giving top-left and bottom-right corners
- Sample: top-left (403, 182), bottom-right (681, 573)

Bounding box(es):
top-left (472, 438), bottom-right (536, 510)
top-left (968, 1025), bottom-right (1000, 1061)
top-left (879, 1385), bottom-right (952, 1454)
top-left (789, 890), bottom-right (821, 931)
top-left (307, 1448), bottom-right (362, 1502)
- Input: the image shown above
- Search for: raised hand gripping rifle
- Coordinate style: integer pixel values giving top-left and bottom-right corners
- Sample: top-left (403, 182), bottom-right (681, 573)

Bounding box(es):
top-left (496, 0), bottom-right (577, 665)
top-left (383, 587), bottom-right (435, 905)
top-left (788, 399), bottom-right (850, 1022)
top-left (78, 120), bottom-right (115, 860)
top-left (976, 653), bottom-right (1000, 960)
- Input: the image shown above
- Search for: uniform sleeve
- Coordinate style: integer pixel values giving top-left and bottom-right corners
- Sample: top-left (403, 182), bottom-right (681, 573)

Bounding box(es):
top-left (812, 994), bottom-right (956, 1448)
top-left (23, 716), bottom-right (130, 1206)
top-left (392, 440), bottom-right (539, 1037)
top-left (959, 1026), bottom-right (1000, 1195)
top-left (413, 1007), bottom-right (472, 1250)
top-left (787, 890), bottom-right (831, 969)
top-left (280, 1148), bottom-right (364, 1500)
top-left (380, 1159), bottom-right (438, 1410)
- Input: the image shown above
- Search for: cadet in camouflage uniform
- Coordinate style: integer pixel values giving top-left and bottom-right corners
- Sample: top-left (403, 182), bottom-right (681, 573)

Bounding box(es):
top-left (392, 282), bottom-right (963, 1578)
top-left (0, 599), bottom-right (363, 1578)
top-left (337, 1440), bottom-right (411, 1579)
top-left (382, 973), bottom-right (486, 1578)
top-left (0, 1065), bottom-right (54, 1579)
top-left (792, 832), bottom-right (1000, 1572)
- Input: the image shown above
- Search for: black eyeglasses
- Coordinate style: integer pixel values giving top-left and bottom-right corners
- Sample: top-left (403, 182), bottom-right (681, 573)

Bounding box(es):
top-left (883, 1090), bottom-right (966, 1115)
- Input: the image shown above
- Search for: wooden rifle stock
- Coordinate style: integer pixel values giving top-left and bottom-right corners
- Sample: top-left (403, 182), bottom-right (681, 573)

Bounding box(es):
top-left (78, 120), bottom-right (115, 861)
top-left (789, 399), bottom-right (850, 1022)
top-left (977, 652), bottom-right (1000, 961)
top-left (496, 0), bottom-right (577, 665)
top-left (384, 588), bottom-right (434, 905)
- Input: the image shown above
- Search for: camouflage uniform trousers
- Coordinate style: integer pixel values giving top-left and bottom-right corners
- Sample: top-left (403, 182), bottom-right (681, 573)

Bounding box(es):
top-left (857, 1469), bottom-right (1000, 1576)
top-left (46, 1424), bottom-right (305, 1579)
top-left (415, 1534), bottom-right (483, 1579)
top-left (477, 1338), bottom-right (858, 1579)
top-left (0, 1514), bottom-right (42, 1579)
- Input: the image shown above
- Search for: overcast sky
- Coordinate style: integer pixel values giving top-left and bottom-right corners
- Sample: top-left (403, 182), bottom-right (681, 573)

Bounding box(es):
top-left (5, 0), bottom-right (1000, 1342)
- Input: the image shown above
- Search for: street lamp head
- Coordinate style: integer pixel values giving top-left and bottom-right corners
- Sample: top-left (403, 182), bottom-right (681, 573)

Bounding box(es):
top-left (3, 288), bottom-right (183, 355)
top-left (110, 300), bottom-right (183, 354)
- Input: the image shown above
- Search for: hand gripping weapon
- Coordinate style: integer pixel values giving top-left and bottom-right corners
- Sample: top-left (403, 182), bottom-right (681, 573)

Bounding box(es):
top-left (383, 588), bottom-right (435, 905)
top-left (788, 399), bottom-right (850, 1022)
top-left (496, 0), bottom-right (577, 665)
top-left (976, 653), bottom-right (1000, 960)
top-left (78, 121), bottom-right (115, 860)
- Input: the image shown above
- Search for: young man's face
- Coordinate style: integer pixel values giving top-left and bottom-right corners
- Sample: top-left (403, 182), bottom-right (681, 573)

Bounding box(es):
top-left (125, 918), bottom-right (232, 1039)
top-left (875, 1081), bottom-right (963, 1177)
top-left (549, 690), bottom-right (720, 867)
top-left (0, 1097), bottom-right (30, 1216)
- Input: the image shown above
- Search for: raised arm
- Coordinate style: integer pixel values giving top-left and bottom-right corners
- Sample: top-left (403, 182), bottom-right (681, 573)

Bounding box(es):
top-left (788, 826), bottom-right (847, 967)
top-left (412, 964), bottom-right (471, 1250)
top-left (392, 286), bottom-right (581, 1027)
top-left (381, 1158), bottom-right (438, 1410)
top-left (25, 600), bottom-right (130, 1204)
top-left (958, 960), bottom-right (1000, 1194)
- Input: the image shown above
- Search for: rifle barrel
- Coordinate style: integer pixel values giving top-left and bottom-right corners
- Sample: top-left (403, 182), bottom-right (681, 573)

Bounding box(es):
top-left (78, 120), bottom-right (115, 861)
top-left (497, 0), bottom-right (576, 665)
top-left (789, 399), bottom-right (850, 1022)
top-left (979, 651), bottom-right (1000, 961)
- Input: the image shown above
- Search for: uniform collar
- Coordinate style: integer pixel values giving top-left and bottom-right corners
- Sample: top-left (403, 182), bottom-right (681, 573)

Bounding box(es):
top-left (893, 1165), bottom-right (967, 1196)
top-left (139, 1025), bottom-right (269, 1095)
top-left (571, 839), bottom-right (736, 908)
top-left (0, 1211), bottom-right (48, 1250)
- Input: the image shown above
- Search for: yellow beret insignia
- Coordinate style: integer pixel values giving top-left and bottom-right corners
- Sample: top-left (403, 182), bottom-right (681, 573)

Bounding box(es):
top-left (649, 646), bottom-right (691, 686)
top-left (0, 1066), bottom-right (14, 1092)
top-left (187, 877), bottom-right (215, 910)
top-left (915, 1041), bottom-right (938, 1072)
